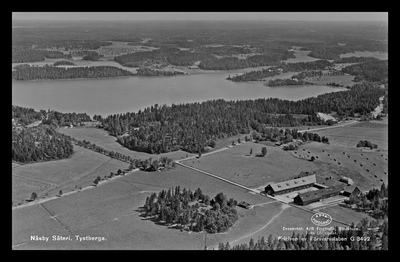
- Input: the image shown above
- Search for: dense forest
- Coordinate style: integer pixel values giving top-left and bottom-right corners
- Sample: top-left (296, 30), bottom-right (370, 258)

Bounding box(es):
top-left (218, 217), bottom-right (388, 250)
top-left (12, 125), bottom-right (74, 163)
top-left (12, 49), bottom-right (72, 63)
top-left (136, 67), bottom-right (186, 76)
top-left (12, 65), bottom-right (134, 80)
top-left (81, 51), bottom-right (104, 61)
top-left (12, 105), bottom-right (44, 125)
top-left (341, 60), bottom-right (388, 83)
top-left (114, 46), bottom-right (294, 70)
top-left (141, 186), bottom-right (239, 234)
top-left (100, 82), bottom-right (383, 154)
top-left (227, 68), bottom-right (280, 82)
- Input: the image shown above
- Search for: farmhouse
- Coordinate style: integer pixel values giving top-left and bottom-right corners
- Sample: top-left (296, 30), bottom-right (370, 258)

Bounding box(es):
top-left (293, 184), bottom-right (344, 206)
top-left (342, 185), bottom-right (361, 198)
top-left (265, 174), bottom-right (316, 196)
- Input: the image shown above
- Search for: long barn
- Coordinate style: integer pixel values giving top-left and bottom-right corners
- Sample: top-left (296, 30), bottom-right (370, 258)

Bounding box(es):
top-left (264, 174), bottom-right (316, 196)
top-left (293, 184), bottom-right (345, 206)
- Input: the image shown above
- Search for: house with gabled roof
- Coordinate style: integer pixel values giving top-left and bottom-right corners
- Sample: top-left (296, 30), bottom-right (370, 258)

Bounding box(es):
top-left (293, 184), bottom-right (345, 206)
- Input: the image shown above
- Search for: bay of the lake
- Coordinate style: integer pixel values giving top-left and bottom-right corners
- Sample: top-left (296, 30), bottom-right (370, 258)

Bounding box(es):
top-left (12, 72), bottom-right (346, 117)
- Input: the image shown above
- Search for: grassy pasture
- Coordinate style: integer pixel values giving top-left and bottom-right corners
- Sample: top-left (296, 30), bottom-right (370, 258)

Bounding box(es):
top-left (312, 121), bottom-right (388, 150)
top-left (12, 165), bottom-right (281, 249)
top-left (315, 205), bottom-right (373, 225)
top-left (305, 74), bottom-right (356, 87)
top-left (58, 127), bottom-right (196, 161)
top-left (181, 142), bottom-right (318, 189)
top-left (290, 142), bottom-right (388, 191)
top-left (12, 145), bottom-right (127, 205)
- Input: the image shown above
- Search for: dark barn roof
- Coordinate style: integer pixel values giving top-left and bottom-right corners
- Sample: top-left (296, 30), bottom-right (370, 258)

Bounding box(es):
top-left (295, 184), bottom-right (345, 204)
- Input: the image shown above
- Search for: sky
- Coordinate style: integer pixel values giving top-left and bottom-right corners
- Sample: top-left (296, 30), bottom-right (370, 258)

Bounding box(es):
top-left (12, 12), bottom-right (388, 22)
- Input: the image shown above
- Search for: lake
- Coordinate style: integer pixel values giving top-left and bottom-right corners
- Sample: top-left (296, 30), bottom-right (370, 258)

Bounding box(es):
top-left (12, 72), bottom-right (346, 117)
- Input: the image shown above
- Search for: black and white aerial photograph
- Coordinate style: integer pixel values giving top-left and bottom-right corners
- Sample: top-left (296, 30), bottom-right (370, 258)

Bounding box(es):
top-left (12, 12), bottom-right (389, 250)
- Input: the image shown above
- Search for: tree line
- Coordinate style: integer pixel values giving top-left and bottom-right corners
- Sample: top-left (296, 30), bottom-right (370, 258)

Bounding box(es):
top-left (53, 61), bottom-right (76, 66)
top-left (12, 49), bottom-right (71, 63)
top-left (136, 67), bottom-right (186, 76)
top-left (141, 186), bottom-right (239, 234)
top-left (251, 128), bottom-right (329, 144)
top-left (218, 217), bottom-right (388, 250)
top-left (72, 137), bottom-right (174, 171)
top-left (12, 65), bottom-right (134, 80)
top-left (267, 78), bottom-right (313, 87)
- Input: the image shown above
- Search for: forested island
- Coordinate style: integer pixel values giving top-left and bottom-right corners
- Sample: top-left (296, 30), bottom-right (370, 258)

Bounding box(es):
top-left (98, 82), bottom-right (384, 154)
top-left (12, 65), bottom-right (134, 80)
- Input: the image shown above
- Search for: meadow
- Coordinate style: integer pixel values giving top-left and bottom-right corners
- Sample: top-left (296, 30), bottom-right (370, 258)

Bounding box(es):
top-left (12, 145), bottom-right (127, 205)
top-left (312, 120), bottom-right (388, 150)
top-left (181, 142), bottom-right (318, 189)
top-left (290, 142), bottom-right (388, 191)
top-left (12, 165), bottom-right (285, 250)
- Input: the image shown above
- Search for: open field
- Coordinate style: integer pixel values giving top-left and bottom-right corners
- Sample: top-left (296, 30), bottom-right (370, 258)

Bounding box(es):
top-left (312, 120), bottom-right (388, 150)
top-left (58, 127), bottom-right (196, 161)
top-left (181, 142), bottom-right (318, 189)
top-left (228, 205), bottom-right (347, 247)
top-left (290, 142), bottom-right (388, 191)
top-left (13, 165), bottom-right (284, 249)
top-left (12, 145), bottom-right (127, 205)
top-left (314, 205), bottom-right (373, 225)
top-left (305, 74), bottom-right (356, 87)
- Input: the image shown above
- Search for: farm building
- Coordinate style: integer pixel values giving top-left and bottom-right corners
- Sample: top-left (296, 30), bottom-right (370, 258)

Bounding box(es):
top-left (265, 174), bottom-right (316, 196)
top-left (293, 184), bottom-right (345, 206)
top-left (342, 185), bottom-right (361, 198)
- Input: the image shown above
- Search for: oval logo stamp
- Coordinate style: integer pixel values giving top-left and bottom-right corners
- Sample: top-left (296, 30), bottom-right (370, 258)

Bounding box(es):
top-left (311, 212), bottom-right (332, 226)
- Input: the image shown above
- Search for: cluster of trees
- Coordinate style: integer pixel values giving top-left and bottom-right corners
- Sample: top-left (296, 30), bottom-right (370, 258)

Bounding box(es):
top-left (12, 49), bottom-right (71, 63)
top-left (53, 61), bottom-right (76, 66)
top-left (12, 65), bottom-right (134, 80)
top-left (218, 217), bottom-right (388, 250)
top-left (251, 128), bottom-right (329, 144)
top-left (128, 156), bottom-right (175, 171)
top-left (345, 183), bottom-right (388, 219)
top-left (100, 83), bottom-right (382, 154)
top-left (141, 186), bottom-right (239, 234)
top-left (267, 78), bottom-right (313, 87)
top-left (81, 51), bottom-right (104, 61)
top-left (42, 110), bottom-right (91, 127)
top-left (341, 60), bottom-right (388, 83)
top-left (326, 82), bottom-right (344, 87)
top-left (136, 67), bottom-right (185, 76)
top-left (12, 125), bottom-right (74, 163)
top-left (196, 45), bottom-right (253, 56)
top-left (356, 140), bottom-right (378, 149)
